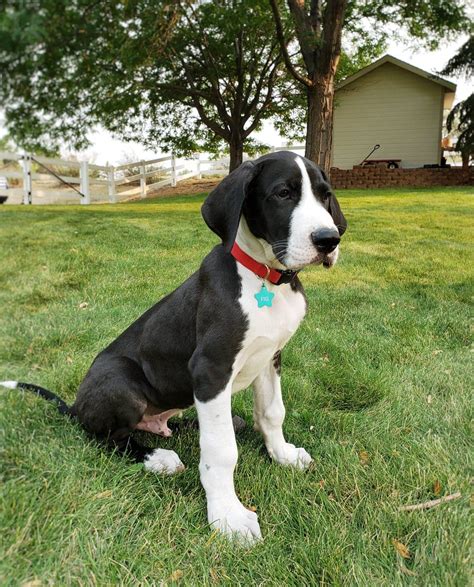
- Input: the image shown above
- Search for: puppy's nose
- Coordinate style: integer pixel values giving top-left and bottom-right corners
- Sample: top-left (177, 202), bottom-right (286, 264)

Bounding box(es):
top-left (311, 228), bottom-right (340, 253)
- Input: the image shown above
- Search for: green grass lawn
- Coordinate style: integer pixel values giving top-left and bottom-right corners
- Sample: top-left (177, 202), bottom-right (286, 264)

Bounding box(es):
top-left (0, 186), bottom-right (472, 586)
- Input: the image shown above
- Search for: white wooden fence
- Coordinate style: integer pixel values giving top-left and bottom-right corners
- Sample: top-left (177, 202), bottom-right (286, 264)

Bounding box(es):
top-left (0, 146), bottom-right (304, 205)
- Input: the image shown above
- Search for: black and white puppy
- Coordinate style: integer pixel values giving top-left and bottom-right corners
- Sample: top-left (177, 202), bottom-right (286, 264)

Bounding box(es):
top-left (2, 151), bottom-right (347, 543)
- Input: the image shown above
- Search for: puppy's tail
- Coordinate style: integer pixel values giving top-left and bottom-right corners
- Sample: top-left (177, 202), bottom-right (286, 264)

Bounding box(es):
top-left (0, 381), bottom-right (157, 466)
top-left (0, 380), bottom-right (72, 416)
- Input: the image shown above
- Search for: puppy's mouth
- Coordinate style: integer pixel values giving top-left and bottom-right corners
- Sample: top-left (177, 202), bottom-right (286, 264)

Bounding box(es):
top-left (310, 252), bottom-right (337, 269)
top-left (321, 248), bottom-right (339, 269)
top-left (275, 246), bottom-right (339, 271)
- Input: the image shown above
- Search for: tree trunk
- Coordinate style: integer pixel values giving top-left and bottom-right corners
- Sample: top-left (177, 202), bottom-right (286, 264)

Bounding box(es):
top-left (269, 0), bottom-right (346, 177)
top-left (229, 134), bottom-right (244, 172)
top-left (461, 150), bottom-right (470, 169)
top-left (305, 75), bottom-right (335, 175)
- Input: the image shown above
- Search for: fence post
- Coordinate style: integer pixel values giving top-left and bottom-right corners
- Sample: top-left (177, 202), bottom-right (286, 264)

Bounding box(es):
top-left (140, 161), bottom-right (146, 199)
top-left (21, 153), bottom-right (32, 205)
top-left (171, 153), bottom-right (177, 187)
top-left (108, 165), bottom-right (116, 203)
top-left (80, 160), bottom-right (90, 205)
top-left (197, 157), bottom-right (202, 179)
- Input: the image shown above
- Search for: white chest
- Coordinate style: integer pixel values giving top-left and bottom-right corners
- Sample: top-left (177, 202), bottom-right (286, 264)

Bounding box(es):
top-left (231, 265), bottom-right (306, 392)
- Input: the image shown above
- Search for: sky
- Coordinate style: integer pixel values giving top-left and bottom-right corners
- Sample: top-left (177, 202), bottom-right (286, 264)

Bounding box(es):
top-left (2, 36), bottom-right (472, 166)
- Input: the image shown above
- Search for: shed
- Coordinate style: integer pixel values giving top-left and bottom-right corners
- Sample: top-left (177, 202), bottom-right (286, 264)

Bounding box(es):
top-left (332, 55), bottom-right (456, 169)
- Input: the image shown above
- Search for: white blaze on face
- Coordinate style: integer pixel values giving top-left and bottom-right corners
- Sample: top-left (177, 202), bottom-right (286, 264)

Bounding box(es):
top-left (285, 157), bottom-right (338, 269)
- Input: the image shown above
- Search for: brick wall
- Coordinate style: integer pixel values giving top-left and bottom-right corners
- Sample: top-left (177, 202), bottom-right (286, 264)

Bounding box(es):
top-left (329, 166), bottom-right (474, 189)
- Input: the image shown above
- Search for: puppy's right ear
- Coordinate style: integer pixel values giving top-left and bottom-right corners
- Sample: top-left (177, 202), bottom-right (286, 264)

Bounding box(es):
top-left (201, 161), bottom-right (256, 251)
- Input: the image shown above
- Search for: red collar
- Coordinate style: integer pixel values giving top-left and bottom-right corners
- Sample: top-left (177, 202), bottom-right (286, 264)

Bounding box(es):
top-left (231, 242), bottom-right (298, 285)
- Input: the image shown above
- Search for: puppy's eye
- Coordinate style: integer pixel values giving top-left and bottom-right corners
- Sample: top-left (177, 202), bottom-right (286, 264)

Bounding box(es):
top-left (322, 191), bottom-right (332, 201)
top-left (277, 188), bottom-right (290, 199)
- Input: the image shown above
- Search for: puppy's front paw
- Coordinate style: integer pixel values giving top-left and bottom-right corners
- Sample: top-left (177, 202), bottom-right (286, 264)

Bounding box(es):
top-left (271, 443), bottom-right (313, 470)
top-left (208, 498), bottom-right (262, 545)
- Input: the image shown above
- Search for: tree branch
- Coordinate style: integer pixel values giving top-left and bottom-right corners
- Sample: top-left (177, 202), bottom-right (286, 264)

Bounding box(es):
top-left (269, 0), bottom-right (313, 87)
top-left (168, 49), bottom-right (230, 139)
top-left (155, 82), bottom-right (212, 102)
top-left (399, 492), bottom-right (461, 512)
top-left (234, 31), bottom-right (245, 117)
top-left (244, 58), bottom-right (281, 137)
top-left (241, 40), bottom-right (278, 112)
top-left (242, 51), bottom-right (281, 124)
top-left (192, 97), bottom-right (229, 140)
top-left (287, 0), bottom-right (317, 75)
top-left (173, 50), bottom-right (231, 134)
top-left (182, 6), bottom-right (234, 127)
top-left (320, 0), bottom-right (347, 75)
top-left (310, 0), bottom-right (322, 36)
top-left (157, 81), bottom-right (227, 139)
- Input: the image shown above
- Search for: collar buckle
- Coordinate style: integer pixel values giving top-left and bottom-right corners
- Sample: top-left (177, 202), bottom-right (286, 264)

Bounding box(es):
top-left (277, 269), bottom-right (298, 284)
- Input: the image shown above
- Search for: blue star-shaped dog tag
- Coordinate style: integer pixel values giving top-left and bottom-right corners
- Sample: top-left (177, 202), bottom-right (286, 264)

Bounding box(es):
top-left (254, 284), bottom-right (274, 308)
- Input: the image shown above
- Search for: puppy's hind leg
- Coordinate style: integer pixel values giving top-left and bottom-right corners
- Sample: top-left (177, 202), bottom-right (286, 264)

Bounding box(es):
top-left (74, 356), bottom-right (185, 475)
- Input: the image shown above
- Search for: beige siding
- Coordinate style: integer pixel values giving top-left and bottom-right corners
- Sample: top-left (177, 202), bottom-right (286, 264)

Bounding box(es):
top-left (333, 63), bottom-right (444, 169)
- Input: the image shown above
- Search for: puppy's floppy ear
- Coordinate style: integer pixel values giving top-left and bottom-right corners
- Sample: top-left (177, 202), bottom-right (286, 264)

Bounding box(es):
top-left (318, 165), bottom-right (347, 235)
top-left (201, 161), bottom-right (256, 250)
top-left (328, 193), bottom-right (347, 236)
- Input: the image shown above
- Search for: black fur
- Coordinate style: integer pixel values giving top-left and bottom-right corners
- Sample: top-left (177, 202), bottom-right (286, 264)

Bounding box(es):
top-left (13, 382), bottom-right (72, 416)
top-left (71, 245), bottom-right (247, 443)
top-left (201, 161), bottom-right (256, 251)
top-left (272, 351), bottom-right (282, 375)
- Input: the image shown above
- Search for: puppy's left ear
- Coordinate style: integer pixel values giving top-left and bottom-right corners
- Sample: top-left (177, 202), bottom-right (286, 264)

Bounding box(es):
top-left (201, 161), bottom-right (256, 250)
top-left (328, 193), bottom-right (347, 236)
top-left (319, 167), bottom-right (347, 236)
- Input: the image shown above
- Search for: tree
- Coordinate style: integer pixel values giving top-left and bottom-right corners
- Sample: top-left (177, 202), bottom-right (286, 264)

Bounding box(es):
top-left (147, 0), bottom-right (290, 170)
top-left (0, 0), bottom-right (289, 171)
top-left (269, 0), bottom-right (469, 173)
top-left (441, 36), bottom-right (473, 168)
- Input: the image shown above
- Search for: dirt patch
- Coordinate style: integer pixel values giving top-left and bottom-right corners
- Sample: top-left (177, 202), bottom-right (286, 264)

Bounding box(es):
top-left (125, 177), bottom-right (222, 202)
